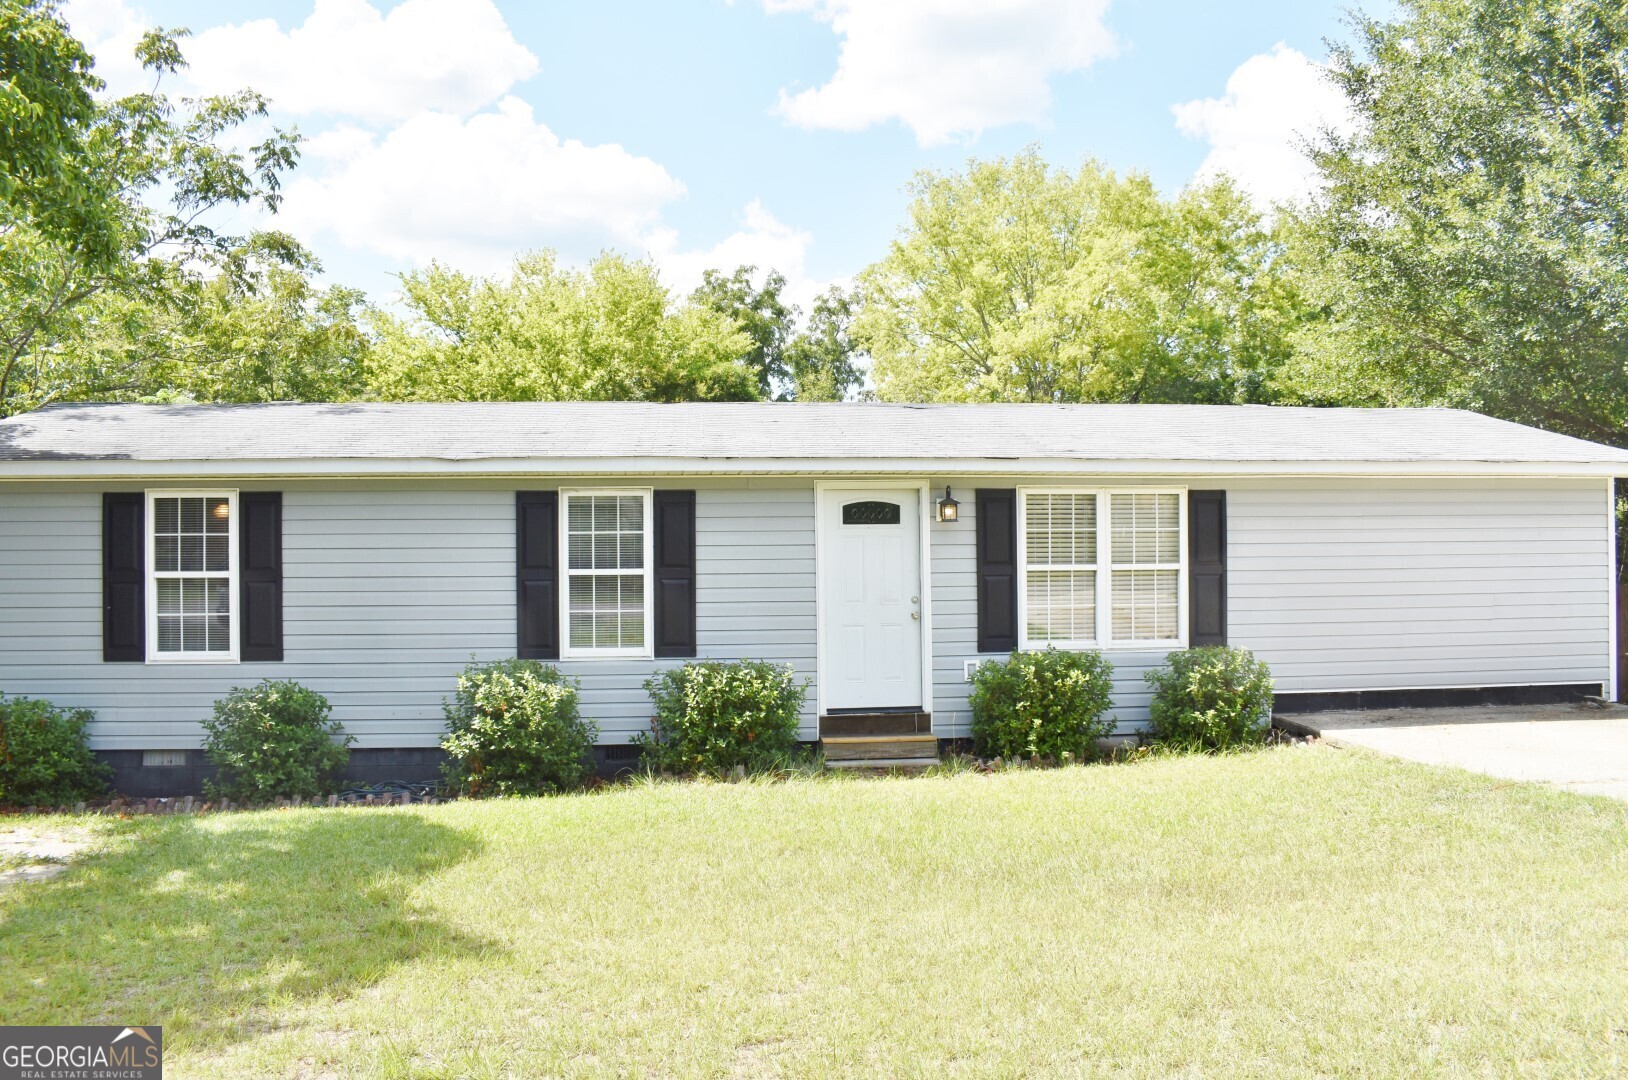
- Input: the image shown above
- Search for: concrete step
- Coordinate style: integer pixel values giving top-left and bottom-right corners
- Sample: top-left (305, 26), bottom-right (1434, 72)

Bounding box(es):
top-left (821, 711), bottom-right (932, 737)
top-left (822, 734), bottom-right (939, 762)
top-left (825, 757), bottom-right (939, 771)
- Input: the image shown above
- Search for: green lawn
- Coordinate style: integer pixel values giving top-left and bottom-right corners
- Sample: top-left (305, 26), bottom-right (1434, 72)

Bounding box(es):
top-left (3, 745), bottom-right (1627, 1077)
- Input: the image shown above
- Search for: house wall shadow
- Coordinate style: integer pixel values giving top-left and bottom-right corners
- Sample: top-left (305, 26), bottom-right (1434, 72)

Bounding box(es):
top-left (0, 809), bottom-right (489, 1049)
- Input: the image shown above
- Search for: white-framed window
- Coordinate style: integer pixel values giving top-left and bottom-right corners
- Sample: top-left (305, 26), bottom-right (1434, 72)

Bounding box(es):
top-left (560, 488), bottom-right (653, 659)
top-left (1108, 492), bottom-right (1183, 643)
top-left (1021, 491), bottom-right (1099, 648)
top-left (1017, 488), bottom-right (1186, 650)
top-left (146, 490), bottom-right (238, 663)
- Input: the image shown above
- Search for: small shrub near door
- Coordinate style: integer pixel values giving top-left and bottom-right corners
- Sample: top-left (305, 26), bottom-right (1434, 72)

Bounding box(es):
top-left (0, 695), bottom-right (112, 806)
top-left (441, 658), bottom-right (597, 796)
top-left (968, 647), bottom-right (1117, 762)
top-left (638, 660), bottom-right (807, 774)
top-left (203, 680), bottom-right (353, 802)
top-left (1145, 646), bottom-right (1274, 750)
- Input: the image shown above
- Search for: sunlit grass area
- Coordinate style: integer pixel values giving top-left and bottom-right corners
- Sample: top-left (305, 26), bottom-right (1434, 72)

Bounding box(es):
top-left (3, 745), bottom-right (1626, 1077)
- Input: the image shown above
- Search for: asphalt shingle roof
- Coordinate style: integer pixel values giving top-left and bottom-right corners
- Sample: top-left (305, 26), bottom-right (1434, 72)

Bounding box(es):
top-left (2, 401), bottom-right (1626, 471)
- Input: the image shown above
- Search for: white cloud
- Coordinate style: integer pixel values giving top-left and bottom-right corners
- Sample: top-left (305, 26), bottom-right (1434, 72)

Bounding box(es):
top-left (59, 0), bottom-right (151, 94)
top-left (643, 199), bottom-right (825, 310)
top-left (60, 0), bottom-right (828, 308)
top-left (277, 97), bottom-right (687, 271)
top-left (768, 0), bottom-right (1116, 146)
top-left (64, 0), bottom-right (537, 122)
top-left (1171, 43), bottom-right (1356, 208)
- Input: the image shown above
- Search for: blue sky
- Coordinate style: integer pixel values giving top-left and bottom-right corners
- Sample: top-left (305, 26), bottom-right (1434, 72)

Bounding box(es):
top-left (62, 0), bottom-right (1361, 312)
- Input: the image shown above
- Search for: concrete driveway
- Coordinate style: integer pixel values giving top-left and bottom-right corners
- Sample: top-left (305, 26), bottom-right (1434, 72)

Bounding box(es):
top-left (1276, 703), bottom-right (1628, 801)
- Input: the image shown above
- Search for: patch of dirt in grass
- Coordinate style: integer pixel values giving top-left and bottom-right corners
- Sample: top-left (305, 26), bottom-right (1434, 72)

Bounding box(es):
top-left (0, 822), bottom-right (100, 886)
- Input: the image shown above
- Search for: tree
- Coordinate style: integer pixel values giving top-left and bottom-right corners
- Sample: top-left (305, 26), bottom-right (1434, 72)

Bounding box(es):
top-left (783, 286), bottom-right (865, 401)
top-left (691, 265), bottom-right (865, 400)
top-left (689, 265), bottom-right (794, 397)
top-left (55, 232), bottom-right (369, 404)
top-left (0, 18), bottom-right (302, 416)
top-left (366, 251), bottom-right (761, 403)
top-left (0, 1), bottom-right (106, 254)
top-left (1279, 0), bottom-right (1628, 445)
top-left (855, 149), bottom-right (1300, 404)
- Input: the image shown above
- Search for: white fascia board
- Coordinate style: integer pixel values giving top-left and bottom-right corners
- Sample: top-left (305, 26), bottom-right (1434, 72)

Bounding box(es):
top-left (3, 455), bottom-right (1628, 480)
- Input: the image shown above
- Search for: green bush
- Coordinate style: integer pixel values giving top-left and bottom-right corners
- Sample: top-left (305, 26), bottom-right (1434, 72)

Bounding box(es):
top-left (1145, 646), bottom-right (1274, 750)
top-left (203, 680), bottom-right (352, 801)
top-left (637, 660), bottom-right (807, 774)
top-left (969, 647), bottom-right (1117, 761)
top-left (0, 695), bottom-right (111, 806)
top-left (441, 658), bottom-right (597, 796)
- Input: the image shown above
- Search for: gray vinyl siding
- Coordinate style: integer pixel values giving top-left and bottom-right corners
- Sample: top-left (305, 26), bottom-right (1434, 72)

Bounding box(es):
top-left (0, 474), bottom-right (1611, 751)
top-left (924, 475), bottom-right (1613, 736)
top-left (1226, 478), bottom-right (1611, 693)
top-left (0, 479), bottom-right (817, 750)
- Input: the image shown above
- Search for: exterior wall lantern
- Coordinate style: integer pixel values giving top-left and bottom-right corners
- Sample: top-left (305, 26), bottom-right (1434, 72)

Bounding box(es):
top-left (936, 485), bottom-right (960, 523)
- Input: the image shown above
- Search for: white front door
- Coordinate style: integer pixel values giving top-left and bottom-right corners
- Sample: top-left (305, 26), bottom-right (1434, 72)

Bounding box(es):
top-left (819, 487), bottom-right (924, 711)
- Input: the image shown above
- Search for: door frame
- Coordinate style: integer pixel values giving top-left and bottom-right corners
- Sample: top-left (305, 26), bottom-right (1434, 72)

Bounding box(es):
top-left (813, 479), bottom-right (935, 719)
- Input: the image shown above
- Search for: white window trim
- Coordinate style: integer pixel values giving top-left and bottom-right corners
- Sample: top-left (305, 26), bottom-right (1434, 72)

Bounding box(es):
top-left (1017, 486), bottom-right (1189, 652)
top-left (1016, 488), bottom-right (1103, 651)
top-left (145, 488), bottom-right (240, 664)
top-left (558, 487), bottom-right (655, 661)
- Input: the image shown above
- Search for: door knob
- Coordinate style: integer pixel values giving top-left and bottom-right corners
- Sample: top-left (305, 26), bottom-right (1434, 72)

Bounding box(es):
top-left (911, 612), bottom-right (920, 620)
top-left (911, 596), bottom-right (919, 603)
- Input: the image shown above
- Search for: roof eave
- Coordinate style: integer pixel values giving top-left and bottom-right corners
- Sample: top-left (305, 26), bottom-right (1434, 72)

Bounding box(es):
top-left (1, 456), bottom-right (1626, 479)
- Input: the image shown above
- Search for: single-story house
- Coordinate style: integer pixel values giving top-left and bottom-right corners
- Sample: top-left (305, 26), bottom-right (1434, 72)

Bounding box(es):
top-left (0, 401), bottom-right (1623, 793)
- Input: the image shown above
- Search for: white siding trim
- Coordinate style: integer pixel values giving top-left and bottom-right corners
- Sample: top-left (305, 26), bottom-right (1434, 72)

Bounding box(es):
top-left (1610, 476), bottom-right (1619, 702)
top-left (9, 459), bottom-right (1628, 480)
top-left (1016, 486), bottom-right (1190, 652)
top-left (558, 487), bottom-right (654, 661)
top-left (144, 488), bottom-right (239, 664)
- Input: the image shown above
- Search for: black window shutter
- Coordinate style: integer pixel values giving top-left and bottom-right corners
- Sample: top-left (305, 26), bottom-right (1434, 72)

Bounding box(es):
top-left (1189, 490), bottom-right (1227, 647)
top-left (102, 493), bottom-right (144, 662)
top-left (653, 490), bottom-right (697, 658)
top-left (517, 491), bottom-right (559, 659)
top-left (976, 489), bottom-right (1018, 653)
top-left (240, 492), bottom-right (284, 661)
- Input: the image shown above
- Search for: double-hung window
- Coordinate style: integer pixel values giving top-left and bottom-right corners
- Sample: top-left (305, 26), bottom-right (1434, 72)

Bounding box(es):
top-left (1022, 492), bottom-right (1099, 648)
top-left (1108, 492), bottom-right (1183, 642)
top-left (561, 489), bottom-right (653, 658)
top-left (1018, 489), bottom-right (1185, 649)
top-left (147, 490), bottom-right (237, 661)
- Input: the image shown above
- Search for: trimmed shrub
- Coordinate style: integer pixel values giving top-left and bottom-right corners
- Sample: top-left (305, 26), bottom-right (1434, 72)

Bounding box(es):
top-left (1145, 646), bottom-right (1274, 750)
top-left (0, 695), bottom-right (111, 806)
top-left (638, 660), bottom-right (807, 774)
top-left (441, 658), bottom-right (597, 796)
top-left (203, 680), bottom-right (352, 801)
top-left (969, 647), bottom-right (1117, 762)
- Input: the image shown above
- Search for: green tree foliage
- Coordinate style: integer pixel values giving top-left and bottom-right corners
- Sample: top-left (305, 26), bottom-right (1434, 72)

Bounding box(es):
top-left (1280, 0), bottom-right (1628, 445)
top-left (783, 286), bottom-right (865, 401)
top-left (0, 1), bottom-right (106, 254)
top-left (0, 16), bottom-right (304, 416)
top-left (54, 232), bottom-right (369, 404)
top-left (690, 266), bottom-right (865, 400)
top-left (690, 265), bottom-right (794, 397)
top-left (856, 149), bottom-right (1300, 404)
top-left (366, 251), bottom-right (762, 402)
